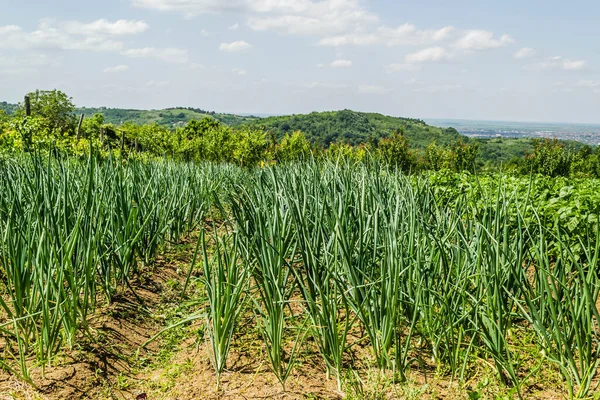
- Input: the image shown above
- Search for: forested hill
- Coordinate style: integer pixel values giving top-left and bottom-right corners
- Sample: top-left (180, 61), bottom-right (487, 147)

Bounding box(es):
top-left (0, 102), bottom-right (18, 115)
top-left (243, 109), bottom-right (463, 148)
top-left (76, 107), bottom-right (260, 127)
top-left (1, 103), bottom-right (259, 127)
top-left (1, 101), bottom-right (578, 164)
top-left (2, 102), bottom-right (463, 148)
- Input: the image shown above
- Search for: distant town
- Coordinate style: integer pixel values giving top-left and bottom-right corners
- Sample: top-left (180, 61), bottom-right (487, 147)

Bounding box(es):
top-left (427, 119), bottom-right (600, 145)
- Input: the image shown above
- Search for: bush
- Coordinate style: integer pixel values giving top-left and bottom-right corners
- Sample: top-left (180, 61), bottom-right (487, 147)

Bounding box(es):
top-left (524, 139), bottom-right (574, 177)
top-left (377, 129), bottom-right (415, 171)
top-left (426, 140), bottom-right (478, 172)
top-left (275, 131), bottom-right (312, 162)
top-left (20, 89), bottom-right (76, 135)
top-left (233, 128), bottom-right (268, 167)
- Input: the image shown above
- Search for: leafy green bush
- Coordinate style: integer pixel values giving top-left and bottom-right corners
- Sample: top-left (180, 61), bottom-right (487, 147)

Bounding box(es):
top-left (19, 89), bottom-right (76, 134)
top-left (376, 129), bottom-right (415, 171)
top-left (426, 140), bottom-right (479, 172)
top-left (275, 131), bottom-right (312, 162)
top-left (524, 139), bottom-right (574, 177)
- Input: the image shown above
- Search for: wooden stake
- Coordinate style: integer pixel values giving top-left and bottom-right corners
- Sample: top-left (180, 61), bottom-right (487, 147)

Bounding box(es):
top-left (24, 95), bottom-right (31, 117)
top-left (76, 114), bottom-right (84, 140)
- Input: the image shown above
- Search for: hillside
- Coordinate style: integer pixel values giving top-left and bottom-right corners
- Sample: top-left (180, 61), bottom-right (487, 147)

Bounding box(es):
top-left (0, 102), bottom-right (259, 127)
top-left (3, 102), bottom-right (466, 149)
top-left (244, 109), bottom-right (463, 148)
top-left (1, 101), bottom-right (586, 164)
top-left (76, 107), bottom-right (260, 127)
top-left (0, 102), bottom-right (17, 115)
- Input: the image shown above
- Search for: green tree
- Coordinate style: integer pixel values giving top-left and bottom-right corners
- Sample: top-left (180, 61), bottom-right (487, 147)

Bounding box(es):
top-left (81, 113), bottom-right (105, 140)
top-left (233, 128), bottom-right (268, 167)
top-left (20, 90), bottom-right (76, 134)
top-left (426, 143), bottom-right (448, 171)
top-left (377, 129), bottom-right (415, 171)
top-left (135, 123), bottom-right (175, 156)
top-left (203, 125), bottom-right (235, 163)
top-left (524, 139), bottom-right (573, 177)
top-left (183, 117), bottom-right (221, 139)
top-left (0, 110), bottom-right (8, 139)
top-left (451, 140), bottom-right (479, 172)
top-left (569, 145), bottom-right (600, 178)
top-left (275, 131), bottom-right (312, 162)
top-left (426, 140), bottom-right (478, 172)
top-left (326, 142), bottom-right (356, 162)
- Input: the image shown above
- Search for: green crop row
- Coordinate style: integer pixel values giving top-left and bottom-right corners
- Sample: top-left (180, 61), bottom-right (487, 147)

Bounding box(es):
top-left (0, 153), bottom-right (598, 398)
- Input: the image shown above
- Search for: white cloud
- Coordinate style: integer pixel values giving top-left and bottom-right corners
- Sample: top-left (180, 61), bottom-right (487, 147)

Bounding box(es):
top-left (358, 84), bottom-right (392, 94)
top-left (454, 30), bottom-right (513, 51)
top-left (326, 59), bottom-right (352, 68)
top-left (219, 40), bottom-right (252, 52)
top-left (405, 47), bottom-right (450, 63)
top-left (319, 24), bottom-right (453, 46)
top-left (123, 47), bottom-right (189, 63)
top-left (133, 0), bottom-right (378, 36)
top-left (63, 19), bottom-right (149, 36)
top-left (200, 29), bottom-right (210, 36)
top-left (514, 47), bottom-right (534, 59)
top-left (0, 25), bottom-right (21, 35)
top-left (104, 65), bottom-right (130, 73)
top-left (247, 13), bottom-right (376, 36)
top-left (563, 59), bottom-right (587, 71)
top-left (525, 56), bottom-right (587, 72)
top-left (0, 21), bottom-right (126, 51)
top-left (0, 21), bottom-right (188, 67)
top-left (131, 0), bottom-right (231, 14)
top-left (229, 23), bottom-right (240, 30)
top-left (232, 67), bottom-right (248, 75)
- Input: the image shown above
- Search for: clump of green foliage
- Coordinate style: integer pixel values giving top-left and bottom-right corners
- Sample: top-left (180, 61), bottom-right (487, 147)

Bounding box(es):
top-left (376, 129), bottom-right (415, 172)
top-left (274, 130), bottom-right (313, 162)
top-left (427, 140), bottom-right (479, 172)
top-left (523, 139), bottom-right (575, 177)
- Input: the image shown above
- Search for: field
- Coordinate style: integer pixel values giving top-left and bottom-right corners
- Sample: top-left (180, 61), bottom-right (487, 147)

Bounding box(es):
top-left (0, 152), bottom-right (599, 399)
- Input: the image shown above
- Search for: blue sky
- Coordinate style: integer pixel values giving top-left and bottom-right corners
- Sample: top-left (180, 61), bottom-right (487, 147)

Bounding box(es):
top-left (1, 0), bottom-right (599, 123)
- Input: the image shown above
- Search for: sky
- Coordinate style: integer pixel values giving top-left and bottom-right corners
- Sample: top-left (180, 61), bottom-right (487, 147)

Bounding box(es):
top-left (1, 0), bottom-right (600, 123)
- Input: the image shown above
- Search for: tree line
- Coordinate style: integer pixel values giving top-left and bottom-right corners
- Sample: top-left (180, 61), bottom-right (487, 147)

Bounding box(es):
top-left (1, 89), bottom-right (598, 177)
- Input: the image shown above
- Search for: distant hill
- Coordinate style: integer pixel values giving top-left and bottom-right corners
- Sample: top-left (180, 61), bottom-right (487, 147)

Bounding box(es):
top-left (3, 103), bottom-right (463, 148)
top-left (244, 109), bottom-right (463, 148)
top-left (1, 102), bottom-right (259, 126)
top-left (75, 107), bottom-right (260, 127)
top-left (0, 102), bottom-right (18, 115)
top-left (242, 110), bottom-right (588, 165)
top-left (1, 101), bottom-right (587, 165)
